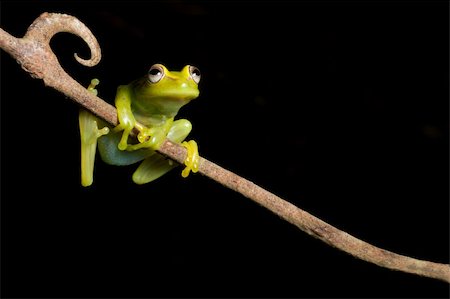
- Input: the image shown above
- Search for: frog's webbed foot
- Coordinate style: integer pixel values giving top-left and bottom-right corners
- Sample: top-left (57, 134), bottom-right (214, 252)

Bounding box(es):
top-left (181, 140), bottom-right (199, 178)
top-left (79, 79), bottom-right (110, 187)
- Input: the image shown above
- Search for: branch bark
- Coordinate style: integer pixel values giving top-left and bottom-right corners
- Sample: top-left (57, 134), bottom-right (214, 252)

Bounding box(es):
top-left (1, 12), bottom-right (449, 283)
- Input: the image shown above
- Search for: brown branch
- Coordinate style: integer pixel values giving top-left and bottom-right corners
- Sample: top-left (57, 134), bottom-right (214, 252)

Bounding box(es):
top-left (1, 12), bottom-right (449, 283)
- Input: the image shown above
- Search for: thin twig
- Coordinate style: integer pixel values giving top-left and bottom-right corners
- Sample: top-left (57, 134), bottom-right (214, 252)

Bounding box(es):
top-left (1, 12), bottom-right (448, 283)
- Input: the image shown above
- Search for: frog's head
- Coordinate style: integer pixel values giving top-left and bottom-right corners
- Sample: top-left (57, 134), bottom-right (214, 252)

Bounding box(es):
top-left (142, 64), bottom-right (201, 101)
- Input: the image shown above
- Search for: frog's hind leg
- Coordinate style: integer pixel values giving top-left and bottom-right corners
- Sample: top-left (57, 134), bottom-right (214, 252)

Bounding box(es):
top-left (79, 109), bottom-right (109, 187)
top-left (79, 79), bottom-right (110, 186)
top-left (132, 119), bottom-right (192, 184)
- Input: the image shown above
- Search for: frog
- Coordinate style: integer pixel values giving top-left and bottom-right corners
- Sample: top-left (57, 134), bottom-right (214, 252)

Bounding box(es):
top-left (79, 64), bottom-right (201, 187)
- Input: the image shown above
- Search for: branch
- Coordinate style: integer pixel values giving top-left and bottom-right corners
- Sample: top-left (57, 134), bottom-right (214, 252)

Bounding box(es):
top-left (1, 12), bottom-right (448, 283)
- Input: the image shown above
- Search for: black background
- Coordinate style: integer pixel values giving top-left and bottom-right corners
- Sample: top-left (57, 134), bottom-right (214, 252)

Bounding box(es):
top-left (1, 1), bottom-right (449, 298)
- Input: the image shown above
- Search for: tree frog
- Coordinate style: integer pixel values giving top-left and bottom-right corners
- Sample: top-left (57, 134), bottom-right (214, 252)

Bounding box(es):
top-left (79, 64), bottom-right (201, 187)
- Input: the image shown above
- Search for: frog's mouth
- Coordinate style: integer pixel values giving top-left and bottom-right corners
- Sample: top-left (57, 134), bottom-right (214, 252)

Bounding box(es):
top-left (134, 94), bottom-right (197, 119)
top-left (157, 89), bottom-right (200, 101)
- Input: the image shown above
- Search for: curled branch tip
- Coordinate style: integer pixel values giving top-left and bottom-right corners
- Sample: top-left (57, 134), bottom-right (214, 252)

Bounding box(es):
top-left (24, 12), bottom-right (101, 67)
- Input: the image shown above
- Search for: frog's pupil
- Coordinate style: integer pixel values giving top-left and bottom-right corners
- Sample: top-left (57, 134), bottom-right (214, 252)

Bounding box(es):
top-left (149, 69), bottom-right (160, 76)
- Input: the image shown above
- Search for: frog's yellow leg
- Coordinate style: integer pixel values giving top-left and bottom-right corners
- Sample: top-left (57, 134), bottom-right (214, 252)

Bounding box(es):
top-left (113, 85), bottom-right (137, 151)
top-left (79, 79), bottom-right (109, 187)
top-left (131, 153), bottom-right (177, 184)
top-left (79, 110), bottom-right (110, 186)
top-left (132, 119), bottom-right (195, 184)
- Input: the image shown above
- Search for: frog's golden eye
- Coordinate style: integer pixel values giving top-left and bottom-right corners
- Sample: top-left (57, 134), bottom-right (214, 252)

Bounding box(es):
top-left (148, 64), bottom-right (165, 83)
top-left (189, 66), bottom-right (201, 84)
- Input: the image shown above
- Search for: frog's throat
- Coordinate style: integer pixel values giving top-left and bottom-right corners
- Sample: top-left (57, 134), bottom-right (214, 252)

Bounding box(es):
top-left (132, 98), bottom-right (191, 125)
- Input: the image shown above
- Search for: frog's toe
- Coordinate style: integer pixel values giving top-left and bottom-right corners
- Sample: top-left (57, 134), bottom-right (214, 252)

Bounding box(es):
top-left (87, 78), bottom-right (100, 96)
top-left (181, 140), bottom-right (199, 178)
top-left (97, 126), bottom-right (110, 137)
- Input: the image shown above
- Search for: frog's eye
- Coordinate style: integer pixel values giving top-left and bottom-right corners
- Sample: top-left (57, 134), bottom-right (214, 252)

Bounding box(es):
top-left (189, 66), bottom-right (201, 84)
top-left (148, 64), bottom-right (165, 83)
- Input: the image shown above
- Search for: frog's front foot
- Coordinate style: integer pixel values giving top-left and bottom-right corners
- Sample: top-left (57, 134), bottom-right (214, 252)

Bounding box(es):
top-left (139, 127), bottom-right (167, 150)
top-left (116, 126), bottom-right (166, 152)
top-left (112, 121), bottom-right (136, 151)
top-left (181, 140), bottom-right (199, 178)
